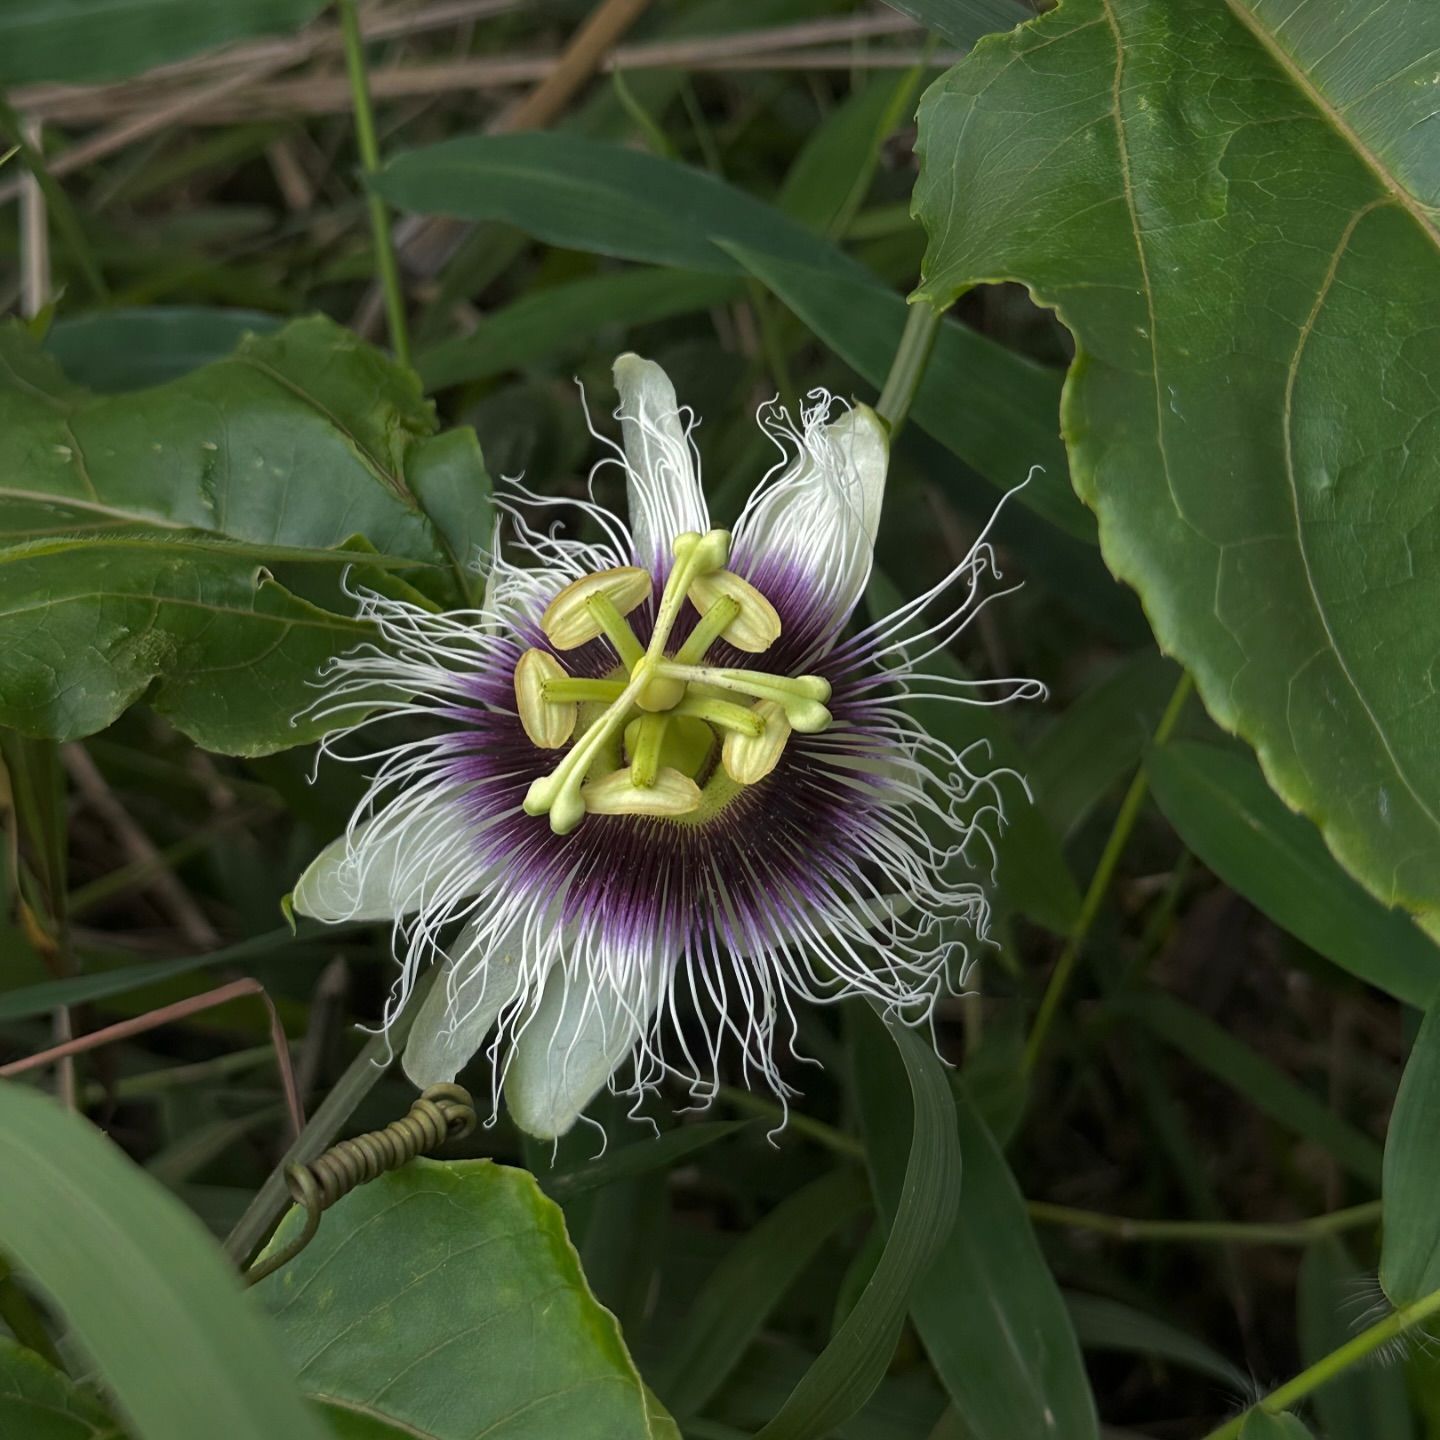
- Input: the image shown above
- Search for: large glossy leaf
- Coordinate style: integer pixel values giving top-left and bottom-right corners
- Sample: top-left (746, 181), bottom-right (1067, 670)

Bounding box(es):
top-left (0, 1339), bottom-right (123, 1439)
top-left (1147, 741), bottom-right (1439, 1008)
top-left (373, 133), bottom-right (1085, 537)
top-left (852, 1009), bottom-right (1098, 1440)
top-left (0, 317), bottom-right (480, 752)
top-left (255, 1160), bottom-right (676, 1440)
top-left (0, 0), bottom-right (328, 85)
top-left (912, 0), bottom-right (1440, 935)
top-left (1381, 1004), bottom-right (1440, 1307)
top-left (0, 317), bottom-right (441, 558)
top-left (0, 1081), bottom-right (327, 1440)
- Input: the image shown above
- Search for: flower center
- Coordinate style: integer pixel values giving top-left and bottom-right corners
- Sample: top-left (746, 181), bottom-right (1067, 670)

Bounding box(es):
top-left (515, 528), bottom-right (833, 834)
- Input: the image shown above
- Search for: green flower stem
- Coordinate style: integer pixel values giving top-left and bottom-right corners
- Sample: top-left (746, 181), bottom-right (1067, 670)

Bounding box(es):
top-left (876, 301), bottom-right (941, 438)
top-left (337, 0), bottom-right (411, 369)
top-left (0, 96), bottom-right (106, 301)
top-left (1023, 671), bottom-right (1193, 1076)
top-left (718, 1086), bottom-right (865, 1160)
top-left (1202, 1281), bottom-right (1440, 1439)
top-left (1027, 1198), bottom-right (1381, 1247)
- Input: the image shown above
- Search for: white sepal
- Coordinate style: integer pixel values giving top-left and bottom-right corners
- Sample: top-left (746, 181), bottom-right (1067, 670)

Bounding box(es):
top-left (614, 353), bottom-right (709, 574)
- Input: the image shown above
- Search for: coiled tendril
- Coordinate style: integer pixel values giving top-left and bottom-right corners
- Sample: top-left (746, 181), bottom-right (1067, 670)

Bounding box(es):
top-left (246, 1083), bottom-right (477, 1286)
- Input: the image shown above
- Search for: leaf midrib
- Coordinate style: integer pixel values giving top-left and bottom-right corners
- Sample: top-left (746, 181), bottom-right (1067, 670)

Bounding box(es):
top-left (1224, 0), bottom-right (1440, 251)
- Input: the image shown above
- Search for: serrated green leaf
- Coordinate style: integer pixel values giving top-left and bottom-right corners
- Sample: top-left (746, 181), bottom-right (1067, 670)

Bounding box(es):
top-left (1146, 741), bottom-right (1439, 1007)
top-left (1381, 1004), bottom-right (1440, 1306)
top-left (0, 1339), bottom-right (124, 1439)
top-left (0, 535), bottom-right (371, 754)
top-left (255, 1160), bottom-right (676, 1440)
top-left (0, 1081), bottom-right (327, 1440)
top-left (912, 0), bottom-right (1440, 932)
top-left (43, 308), bottom-right (284, 392)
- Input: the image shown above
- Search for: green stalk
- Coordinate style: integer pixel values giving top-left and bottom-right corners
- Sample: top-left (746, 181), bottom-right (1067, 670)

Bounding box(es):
top-left (1028, 1198), bottom-right (1381, 1247)
top-left (0, 97), bottom-right (106, 301)
top-left (876, 301), bottom-right (941, 438)
top-left (1203, 1282), bottom-right (1440, 1439)
top-left (1023, 672), bottom-right (1194, 1075)
top-left (336, 0), bottom-right (410, 368)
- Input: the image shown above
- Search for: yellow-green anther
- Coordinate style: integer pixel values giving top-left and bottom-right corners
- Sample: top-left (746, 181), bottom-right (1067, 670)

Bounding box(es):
top-left (514, 648), bottom-right (577, 749)
top-left (628, 714), bottom-right (669, 789)
top-left (541, 567), bottom-right (651, 650)
top-left (687, 570), bottom-right (781, 653)
top-left (674, 594), bottom-right (742, 667)
top-left (671, 694), bottom-right (765, 737)
top-left (722, 699), bottom-right (791, 784)
top-left (582, 765), bottom-right (702, 819)
top-left (584, 592), bottom-right (646, 669)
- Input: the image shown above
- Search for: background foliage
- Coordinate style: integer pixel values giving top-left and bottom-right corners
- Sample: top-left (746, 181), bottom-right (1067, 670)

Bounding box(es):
top-left (1, 1), bottom-right (1437, 1437)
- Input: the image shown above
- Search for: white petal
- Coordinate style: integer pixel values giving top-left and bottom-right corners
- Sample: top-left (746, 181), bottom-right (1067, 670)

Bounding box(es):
top-left (402, 919), bottom-right (536, 1088)
top-left (735, 401), bottom-right (889, 632)
top-left (613, 352), bottom-right (709, 573)
top-left (504, 945), bottom-right (670, 1140)
top-left (291, 788), bottom-right (488, 924)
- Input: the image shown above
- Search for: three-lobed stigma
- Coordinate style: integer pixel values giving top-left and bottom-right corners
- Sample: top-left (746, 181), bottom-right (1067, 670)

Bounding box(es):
top-left (515, 529), bottom-right (832, 834)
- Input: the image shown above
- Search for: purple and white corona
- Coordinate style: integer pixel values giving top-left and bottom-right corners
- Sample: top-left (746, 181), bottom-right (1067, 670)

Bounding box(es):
top-left (293, 354), bottom-right (1037, 1138)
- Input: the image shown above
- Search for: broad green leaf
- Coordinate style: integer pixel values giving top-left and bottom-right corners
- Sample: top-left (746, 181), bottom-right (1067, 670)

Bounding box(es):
top-left (43, 308), bottom-right (284, 392)
top-left (0, 0), bottom-right (328, 85)
top-left (753, 1010), bottom-right (961, 1440)
top-left (656, 1170), bottom-right (869, 1419)
top-left (1063, 1292), bottom-right (1249, 1395)
top-left (1147, 742), bottom-right (1439, 1008)
top-left (1381, 1004), bottom-right (1440, 1306)
top-left (0, 317), bottom-right (441, 559)
top-left (852, 1008), bottom-right (1098, 1440)
top-left (1299, 1238), bottom-right (1415, 1439)
top-left (1240, 1415), bottom-right (1316, 1440)
top-left (256, 1160), bottom-right (675, 1440)
top-left (0, 1081), bottom-right (327, 1440)
top-left (0, 535), bottom-right (371, 754)
top-left (417, 270), bottom-right (738, 391)
top-left (0, 316), bottom-right (479, 751)
top-left (913, 0), bottom-right (1440, 932)
top-left (869, 569), bottom-right (1080, 934)
top-left (374, 133), bottom-right (1083, 535)
top-left (1118, 993), bottom-right (1384, 1187)
top-left (0, 1339), bottom-right (123, 1439)
top-left (1030, 653), bottom-right (1181, 840)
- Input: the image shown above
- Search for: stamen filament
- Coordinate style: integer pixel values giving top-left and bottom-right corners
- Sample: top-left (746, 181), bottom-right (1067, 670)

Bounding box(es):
top-left (671, 694), bottom-right (765, 737)
top-left (655, 662), bottom-right (832, 733)
top-left (542, 678), bottom-right (627, 704)
top-left (585, 593), bottom-right (645, 669)
top-left (674, 595), bottom-right (741, 666)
